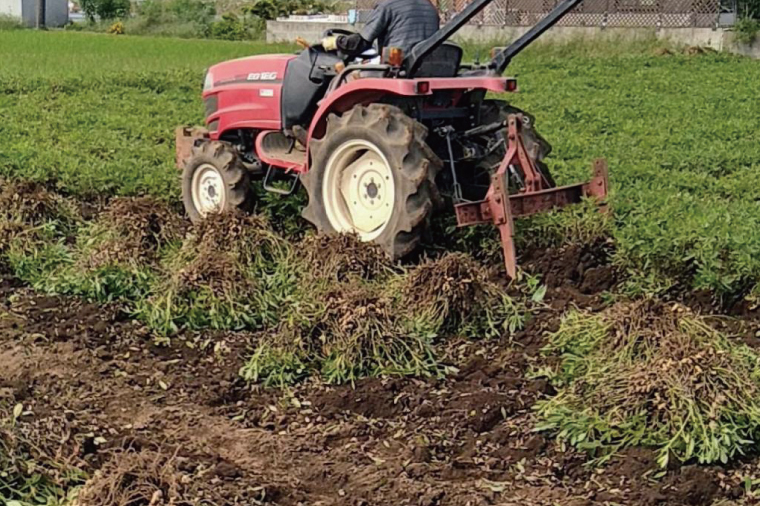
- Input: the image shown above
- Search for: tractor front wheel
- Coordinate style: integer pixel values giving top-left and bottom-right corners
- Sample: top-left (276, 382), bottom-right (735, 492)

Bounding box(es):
top-left (302, 104), bottom-right (442, 259)
top-left (182, 141), bottom-right (252, 223)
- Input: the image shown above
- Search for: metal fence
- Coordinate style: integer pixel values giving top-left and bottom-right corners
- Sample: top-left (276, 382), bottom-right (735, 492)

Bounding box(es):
top-left (356, 0), bottom-right (725, 27)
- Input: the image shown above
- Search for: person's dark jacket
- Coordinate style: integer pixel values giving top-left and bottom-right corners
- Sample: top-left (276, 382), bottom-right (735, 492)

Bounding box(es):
top-left (336, 0), bottom-right (440, 57)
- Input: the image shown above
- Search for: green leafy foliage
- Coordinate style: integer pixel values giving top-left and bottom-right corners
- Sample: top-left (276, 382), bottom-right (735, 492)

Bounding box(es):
top-left (2, 31), bottom-right (760, 388)
top-left (499, 44), bottom-right (760, 299)
top-left (3, 35), bottom-right (758, 302)
top-left (0, 402), bottom-right (86, 505)
top-left (209, 12), bottom-right (249, 41)
top-left (244, 0), bottom-right (343, 20)
top-left (0, 31), bottom-right (293, 198)
top-left (739, 0), bottom-right (760, 19)
top-left (126, 0), bottom-right (218, 39)
top-left (241, 247), bottom-right (527, 386)
top-left (245, 0), bottom-right (281, 20)
top-left (733, 17), bottom-right (760, 44)
top-left (74, 0), bottom-right (340, 40)
top-left (80, 0), bottom-right (131, 21)
top-left (535, 302), bottom-right (760, 466)
top-left (5, 196), bottom-right (183, 305)
top-left (0, 14), bottom-right (24, 30)
top-left (135, 212), bottom-right (298, 335)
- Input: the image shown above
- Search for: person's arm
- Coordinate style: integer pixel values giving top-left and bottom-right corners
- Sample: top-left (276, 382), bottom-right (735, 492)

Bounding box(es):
top-left (322, 3), bottom-right (390, 56)
top-left (358, 3), bottom-right (390, 48)
top-left (322, 32), bottom-right (373, 57)
top-left (336, 33), bottom-right (373, 56)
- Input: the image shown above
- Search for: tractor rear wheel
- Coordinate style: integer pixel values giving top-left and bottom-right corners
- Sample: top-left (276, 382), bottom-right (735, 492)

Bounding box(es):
top-left (302, 104), bottom-right (442, 259)
top-left (182, 141), bottom-right (252, 223)
top-left (481, 99), bottom-right (556, 188)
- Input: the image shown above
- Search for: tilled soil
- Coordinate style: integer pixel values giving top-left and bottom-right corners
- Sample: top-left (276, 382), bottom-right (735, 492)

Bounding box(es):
top-left (1, 240), bottom-right (754, 506)
top-left (0, 188), bottom-right (755, 506)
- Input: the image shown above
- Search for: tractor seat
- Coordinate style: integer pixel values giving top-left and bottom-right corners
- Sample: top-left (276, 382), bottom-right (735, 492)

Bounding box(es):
top-left (410, 42), bottom-right (463, 78)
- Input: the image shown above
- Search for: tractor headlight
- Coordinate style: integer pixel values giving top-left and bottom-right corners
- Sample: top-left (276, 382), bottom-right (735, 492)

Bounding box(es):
top-left (203, 71), bottom-right (214, 91)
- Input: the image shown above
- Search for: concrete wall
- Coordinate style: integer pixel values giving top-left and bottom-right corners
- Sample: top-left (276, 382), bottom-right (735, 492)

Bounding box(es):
top-left (267, 20), bottom-right (356, 44)
top-left (20, 0), bottom-right (68, 27)
top-left (723, 32), bottom-right (760, 58)
top-left (267, 20), bottom-right (756, 56)
top-left (0, 0), bottom-right (22, 19)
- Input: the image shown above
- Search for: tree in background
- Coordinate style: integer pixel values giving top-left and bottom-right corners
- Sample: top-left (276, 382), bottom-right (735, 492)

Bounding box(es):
top-left (740, 0), bottom-right (760, 18)
top-left (734, 0), bottom-right (760, 43)
top-left (80, 0), bottom-right (130, 21)
top-left (244, 0), bottom-right (343, 20)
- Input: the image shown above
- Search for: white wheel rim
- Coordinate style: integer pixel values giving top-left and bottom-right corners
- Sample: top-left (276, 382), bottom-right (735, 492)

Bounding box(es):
top-left (191, 163), bottom-right (225, 217)
top-left (322, 139), bottom-right (395, 242)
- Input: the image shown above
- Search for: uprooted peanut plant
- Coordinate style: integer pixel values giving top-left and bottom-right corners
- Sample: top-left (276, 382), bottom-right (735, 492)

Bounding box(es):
top-left (241, 237), bottom-right (528, 385)
top-left (535, 301), bottom-right (760, 467)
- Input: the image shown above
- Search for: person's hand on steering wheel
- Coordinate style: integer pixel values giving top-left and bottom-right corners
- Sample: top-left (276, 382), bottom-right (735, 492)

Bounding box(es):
top-left (321, 35), bottom-right (339, 52)
top-left (321, 29), bottom-right (357, 53)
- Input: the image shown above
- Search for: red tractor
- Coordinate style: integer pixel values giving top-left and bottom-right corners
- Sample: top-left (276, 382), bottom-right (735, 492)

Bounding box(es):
top-left (176, 0), bottom-right (608, 278)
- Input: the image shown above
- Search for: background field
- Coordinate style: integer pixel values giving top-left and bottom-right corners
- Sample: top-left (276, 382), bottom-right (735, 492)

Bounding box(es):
top-left (2, 29), bottom-right (760, 506)
top-left (2, 31), bottom-right (760, 296)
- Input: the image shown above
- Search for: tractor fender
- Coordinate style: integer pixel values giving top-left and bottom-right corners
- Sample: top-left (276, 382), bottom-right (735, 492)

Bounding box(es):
top-left (304, 76), bottom-right (511, 171)
top-left (306, 79), bottom-right (416, 145)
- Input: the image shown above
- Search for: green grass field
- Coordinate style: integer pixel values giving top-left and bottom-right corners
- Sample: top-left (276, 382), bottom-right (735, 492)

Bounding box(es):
top-left (0, 32), bottom-right (292, 197)
top-left (2, 31), bottom-right (759, 298)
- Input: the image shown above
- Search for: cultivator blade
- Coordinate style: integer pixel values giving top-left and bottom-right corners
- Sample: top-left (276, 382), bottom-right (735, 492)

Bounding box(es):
top-left (455, 114), bottom-right (609, 279)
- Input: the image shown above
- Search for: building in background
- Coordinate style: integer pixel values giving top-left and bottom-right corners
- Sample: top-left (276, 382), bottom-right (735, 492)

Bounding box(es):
top-left (0, 0), bottom-right (69, 27)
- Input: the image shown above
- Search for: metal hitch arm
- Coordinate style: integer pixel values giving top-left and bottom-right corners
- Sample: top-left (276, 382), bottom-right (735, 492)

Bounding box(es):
top-left (454, 115), bottom-right (609, 279)
top-left (491, 0), bottom-right (584, 74)
top-left (404, 0), bottom-right (584, 77)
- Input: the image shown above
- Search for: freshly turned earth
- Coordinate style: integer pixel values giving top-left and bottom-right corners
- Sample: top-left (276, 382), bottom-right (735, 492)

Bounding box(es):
top-left (1, 235), bottom-right (751, 506)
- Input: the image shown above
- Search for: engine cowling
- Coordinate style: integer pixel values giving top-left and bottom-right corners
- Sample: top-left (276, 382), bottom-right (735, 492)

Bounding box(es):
top-left (202, 54), bottom-right (294, 137)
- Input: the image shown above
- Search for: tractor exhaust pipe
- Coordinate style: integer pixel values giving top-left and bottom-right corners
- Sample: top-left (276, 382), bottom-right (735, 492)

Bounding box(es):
top-left (405, 0), bottom-right (584, 77)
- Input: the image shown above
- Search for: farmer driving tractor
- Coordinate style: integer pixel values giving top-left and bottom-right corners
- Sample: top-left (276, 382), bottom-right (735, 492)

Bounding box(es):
top-left (321, 0), bottom-right (441, 56)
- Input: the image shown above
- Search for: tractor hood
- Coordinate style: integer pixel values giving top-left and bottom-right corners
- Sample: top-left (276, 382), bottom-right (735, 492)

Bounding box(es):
top-left (203, 54), bottom-right (295, 134)
top-left (205, 54), bottom-right (294, 90)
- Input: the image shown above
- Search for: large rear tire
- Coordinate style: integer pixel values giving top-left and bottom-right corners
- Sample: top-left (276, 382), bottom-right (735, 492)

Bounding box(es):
top-left (302, 104), bottom-right (442, 259)
top-left (182, 141), bottom-right (252, 223)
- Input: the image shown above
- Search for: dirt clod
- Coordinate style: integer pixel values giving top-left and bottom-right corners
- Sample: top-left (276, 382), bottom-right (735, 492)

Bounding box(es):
top-left (525, 239), bottom-right (616, 295)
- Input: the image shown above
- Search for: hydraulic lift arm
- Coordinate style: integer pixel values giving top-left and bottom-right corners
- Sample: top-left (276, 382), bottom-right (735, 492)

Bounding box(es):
top-left (490, 0), bottom-right (585, 74)
top-left (405, 0), bottom-right (585, 77)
